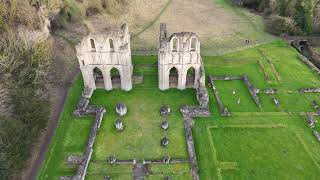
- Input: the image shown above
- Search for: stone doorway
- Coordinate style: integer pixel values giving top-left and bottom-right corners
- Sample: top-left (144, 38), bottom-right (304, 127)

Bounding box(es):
top-left (169, 67), bottom-right (178, 88)
top-left (186, 67), bottom-right (195, 88)
top-left (111, 67), bottom-right (121, 88)
top-left (93, 67), bottom-right (104, 88)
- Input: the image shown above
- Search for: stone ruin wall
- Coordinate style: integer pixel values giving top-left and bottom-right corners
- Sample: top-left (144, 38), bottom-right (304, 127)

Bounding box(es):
top-left (76, 24), bottom-right (133, 91)
top-left (158, 23), bottom-right (204, 90)
top-left (291, 40), bottom-right (320, 69)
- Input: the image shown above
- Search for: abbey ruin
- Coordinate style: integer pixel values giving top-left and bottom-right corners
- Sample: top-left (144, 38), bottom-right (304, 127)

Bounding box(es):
top-left (76, 24), bottom-right (133, 91)
top-left (76, 23), bottom-right (206, 91)
top-left (158, 23), bottom-right (204, 90)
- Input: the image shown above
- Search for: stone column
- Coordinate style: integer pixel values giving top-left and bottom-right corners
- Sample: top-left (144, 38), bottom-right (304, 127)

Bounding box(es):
top-left (180, 67), bottom-right (187, 90)
top-left (104, 66), bottom-right (112, 91)
top-left (82, 68), bottom-right (96, 90)
top-left (177, 65), bottom-right (184, 90)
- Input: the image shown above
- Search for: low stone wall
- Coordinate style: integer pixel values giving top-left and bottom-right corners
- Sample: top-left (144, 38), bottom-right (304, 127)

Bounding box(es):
top-left (313, 130), bottom-right (320, 142)
top-left (61, 87), bottom-right (106, 180)
top-left (304, 112), bottom-right (320, 143)
top-left (208, 76), bottom-right (230, 116)
top-left (66, 155), bottom-right (84, 166)
top-left (143, 158), bottom-right (188, 164)
top-left (264, 88), bottom-right (278, 94)
top-left (179, 64), bottom-right (211, 180)
top-left (209, 75), bottom-right (261, 108)
top-left (298, 88), bottom-right (320, 93)
top-left (298, 55), bottom-right (320, 75)
top-left (182, 114), bottom-right (199, 180)
top-left (241, 75), bottom-right (261, 108)
top-left (179, 105), bottom-right (211, 180)
top-left (209, 76), bottom-right (242, 81)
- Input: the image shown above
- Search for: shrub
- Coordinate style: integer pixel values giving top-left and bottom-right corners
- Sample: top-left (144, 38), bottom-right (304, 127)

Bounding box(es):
top-left (0, 31), bottom-right (53, 89)
top-left (0, 116), bottom-right (29, 179)
top-left (0, 10), bottom-right (52, 179)
top-left (293, 0), bottom-right (313, 34)
top-left (265, 15), bottom-right (302, 35)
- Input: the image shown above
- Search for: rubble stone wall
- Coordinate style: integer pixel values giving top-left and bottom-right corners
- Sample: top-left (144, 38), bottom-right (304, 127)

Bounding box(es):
top-left (62, 87), bottom-right (106, 180)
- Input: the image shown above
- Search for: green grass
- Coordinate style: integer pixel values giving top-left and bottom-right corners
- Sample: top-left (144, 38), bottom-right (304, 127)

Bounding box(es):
top-left (38, 40), bottom-right (320, 179)
top-left (38, 63), bottom-right (196, 179)
top-left (38, 77), bottom-right (91, 179)
top-left (195, 40), bottom-right (320, 179)
top-left (90, 79), bottom-right (196, 161)
top-left (211, 127), bottom-right (319, 179)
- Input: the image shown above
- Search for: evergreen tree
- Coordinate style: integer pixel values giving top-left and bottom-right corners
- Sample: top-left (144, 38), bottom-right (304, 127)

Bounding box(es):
top-left (294, 0), bottom-right (313, 34)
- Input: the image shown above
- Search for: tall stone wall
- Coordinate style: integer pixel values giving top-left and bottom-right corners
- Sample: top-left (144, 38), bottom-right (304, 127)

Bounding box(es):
top-left (76, 24), bottom-right (133, 91)
top-left (158, 23), bottom-right (204, 90)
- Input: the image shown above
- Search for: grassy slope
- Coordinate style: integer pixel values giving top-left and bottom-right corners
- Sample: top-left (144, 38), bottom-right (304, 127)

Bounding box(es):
top-left (195, 40), bottom-right (320, 179)
top-left (74, 0), bottom-right (275, 56)
top-left (38, 40), bottom-right (320, 179)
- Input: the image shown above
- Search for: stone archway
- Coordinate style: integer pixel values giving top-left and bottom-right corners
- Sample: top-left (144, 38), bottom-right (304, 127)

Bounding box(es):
top-left (169, 67), bottom-right (179, 88)
top-left (110, 67), bottom-right (121, 88)
top-left (93, 67), bottom-right (104, 88)
top-left (186, 67), bottom-right (196, 88)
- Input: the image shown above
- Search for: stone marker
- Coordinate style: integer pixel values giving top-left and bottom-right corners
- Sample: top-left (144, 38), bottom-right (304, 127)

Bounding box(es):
top-left (116, 103), bottom-right (127, 116)
top-left (161, 137), bottom-right (169, 147)
top-left (161, 120), bottom-right (169, 130)
top-left (160, 106), bottom-right (171, 117)
top-left (115, 119), bottom-right (124, 131)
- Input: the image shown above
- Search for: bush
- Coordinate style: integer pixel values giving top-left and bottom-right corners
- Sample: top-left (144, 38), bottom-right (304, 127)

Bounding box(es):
top-left (0, 8), bottom-right (53, 179)
top-left (0, 31), bottom-right (53, 89)
top-left (294, 0), bottom-right (313, 34)
top-left (265, 15), bottom-right (302, 35)
top-left (0, 116), bottom-right (29, 179)
top-left (12, 88), bottom-right (50, 137)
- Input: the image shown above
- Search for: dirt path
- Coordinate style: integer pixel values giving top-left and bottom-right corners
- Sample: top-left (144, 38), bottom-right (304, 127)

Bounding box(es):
top-left (26, 33), bottom-right (80, 179)
top-left (27, 79), bottom-right (75, 180)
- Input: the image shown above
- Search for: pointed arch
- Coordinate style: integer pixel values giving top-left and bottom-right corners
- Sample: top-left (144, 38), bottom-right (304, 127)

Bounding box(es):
top-left (110, 67), bottom-right (121, 88)
top-left (186, 66), bottom-right (196, 87)
top-left (169, 67), bottom-right (179, 88)
top-left (93, 67), bottom-right (104, 88)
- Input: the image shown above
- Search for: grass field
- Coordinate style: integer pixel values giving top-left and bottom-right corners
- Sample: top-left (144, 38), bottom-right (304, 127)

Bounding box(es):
top-left (38, 40), bottom-right (320, 179)
top-left (195, 40), bottom-right (320, 179)
top-left (38, 62), bottom-right (196, 179)
top-left (61, 0), bottom-right (275, 56)
top-left (91, 85), bottom-right (193, 160)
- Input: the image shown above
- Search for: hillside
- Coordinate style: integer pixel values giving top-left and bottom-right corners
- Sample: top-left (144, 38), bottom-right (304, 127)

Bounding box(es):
top-left (53, 0), bottom-right (275, 55)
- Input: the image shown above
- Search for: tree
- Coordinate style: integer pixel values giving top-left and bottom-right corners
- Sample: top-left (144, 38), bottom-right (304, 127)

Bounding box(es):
top-left (294, 0), bottom-right (313, 34)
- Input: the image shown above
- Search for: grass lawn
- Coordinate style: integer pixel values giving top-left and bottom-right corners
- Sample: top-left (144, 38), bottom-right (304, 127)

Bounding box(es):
top-left (39, 40), bottom-right (320, 179)
top-left (38, 62), bottom-right (196, 179)
top-left (195, 40), bottom-right (320, 179)
top-left (211, 127), bottom-right (319, 179)
top-left (91, 85), bottom-right (194, 160)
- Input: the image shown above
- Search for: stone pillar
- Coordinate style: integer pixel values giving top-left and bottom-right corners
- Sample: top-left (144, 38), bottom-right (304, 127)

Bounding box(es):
top-left (179, 67), bottom-right (187, 90)
top-left (176, 65), bottom-right (182, 90)
top-left (82, 68), bottom-right (96, 90)
top-left (104, 67), bottom-right (112, 91)
top-left (121, 66), bottom-right (132, 91)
